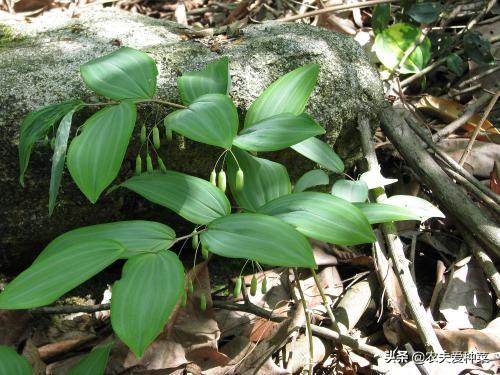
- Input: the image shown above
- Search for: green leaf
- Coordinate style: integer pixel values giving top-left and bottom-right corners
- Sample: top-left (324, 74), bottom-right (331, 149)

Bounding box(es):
top-left (164, 94), bottom-right (238, 149)
top-left (111, 251), bottom-right (184, 358)
top-left (201, 213), bottom-right (316, 268)
top-left (121, 171), bottom-right (231, 225)
top-left (464, 32), bottom-right (494, 65)
top-left (80, 47), bottom-right (158, 100)
top-left (178, 57), bottom-right (230, 105)
top-left (19, 100), bottom-right (83, 186)
top-left (48, 109), bottom-right (75, 216)
top-left (244, 64), bottom-right (319, 127)
top-left (331, 179), bottom-right (368, 203)
top-left (374, 23), bottom-right (431, 74)
top-left (446, 53), bottom-right (466, 76)
top-left (291, 137), bottom-right (344, 173)
top-left (233, 113), bottom-right (325, 152)
top-left (408, 2), bottom-right (444, 24)
top-left (372, 4), bottom-right (391, 34)
top-left (355, 203), bottom-right (421, 224)
top-left (383, 195), bottom-right (445, 221)
top-left (227, 147), bottom-right (291, 211)
top-left (258, 192), bottom-right (375, 245)
top-left (35, 221), bottom-right (175, 262)
top-left (0, 346), bottom-right (32, 375)
top-left (67, 342), bottom-right (113, 375)
top-left (294, 169), bottom-right (329, 193)
top-left (0, 240), bottom-right (123, 309)
top-left (67, 101), bottom-right (137, 203)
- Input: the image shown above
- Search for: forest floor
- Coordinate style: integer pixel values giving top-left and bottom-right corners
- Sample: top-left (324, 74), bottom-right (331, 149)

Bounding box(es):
top-left (0, 0), bottom-right (499, 374)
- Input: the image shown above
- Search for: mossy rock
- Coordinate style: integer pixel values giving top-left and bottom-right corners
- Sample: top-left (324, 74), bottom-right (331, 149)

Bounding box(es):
top-left (0, 8), bottom-right (383, 273)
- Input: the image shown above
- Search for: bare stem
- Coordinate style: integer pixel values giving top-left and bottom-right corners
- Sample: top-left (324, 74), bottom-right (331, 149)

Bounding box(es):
top-left (293, 268), bottom-right (314, 374)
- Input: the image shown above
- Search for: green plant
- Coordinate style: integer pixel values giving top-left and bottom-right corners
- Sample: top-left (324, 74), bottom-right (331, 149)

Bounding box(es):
top-left (1, 48), bottom-right (443, 367)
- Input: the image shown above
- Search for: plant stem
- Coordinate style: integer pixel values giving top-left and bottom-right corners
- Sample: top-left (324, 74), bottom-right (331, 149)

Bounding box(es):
top-left (172, 228), bottom-right (207, 245)
top-left (310, 269), bottom-right (342, 334)
top-left (358, 114), bottom-right (443, 353)
top-left (293, 268), bottom-right (314, 374)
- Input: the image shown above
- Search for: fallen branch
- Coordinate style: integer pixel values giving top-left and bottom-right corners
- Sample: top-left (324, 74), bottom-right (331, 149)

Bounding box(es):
top-left (358, 115), bottom-right (444, 354)
top-left (380, 107), bottom-right (500, 257)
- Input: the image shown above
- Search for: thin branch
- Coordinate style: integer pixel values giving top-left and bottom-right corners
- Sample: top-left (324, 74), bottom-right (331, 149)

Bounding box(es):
top-left (293, 268), bottom-right (314, 375)
top-left (30, 303), bottom-right (110, 314)
top-left (431, 93), bottom-right (492, 142)
top-left (358, 114), bottom-right (443, 353)
top-left (403, 111), bottom-right (500, 206)
top-left (279, 0), bottom-right (397, 22)
top-left (458, 91), bottom-right (500, 166)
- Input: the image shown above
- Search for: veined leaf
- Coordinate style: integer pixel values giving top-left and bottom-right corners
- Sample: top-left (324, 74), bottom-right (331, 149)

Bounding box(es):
top-left (35, 221), bottom-right (175, 262)
top-left (49, 109), bottom-right (75, 215)
top-left (372, 4), bottom-right (391, 34)
top-left (408, 2), bottom-right (444, 24)
top-left (331, 179), bottom-right (368, 203)
top-left (0, 346), bottom-right (32, 375)
top-left (355, 203), bottom-right (421, 224)
top-left (68, 341), bottom-right (113, 375)
top-left (19, 100), bottom-right (83, 186)
top-left (121, 171), bottom-right (231, 225)
top-left (0, 240), bottom-right (124, 309)
top-left (233, 113), bottom-right (325, 152)
top-left (178, 57), bottom-right (230, 105)
top-left (164, 93), bottom-right (238, 149)
top-left (294, 169), bottom-right (329, 193)
top-left (258, 192), bottom-right (375, 245)
top-left (80, 47), bottom-right (157, 100)
top-left (244, 64), bottom-right (319, 127)
top-left (291, 137), bottom-right (344, 173)
top-left (227, 147), bottom-right (291, 212)
top-left (201, 213), bottom-right (316, 268)
top-left (374, 23), bottom-right (431, 74)
top-left (67, 101), bottom-right (137, 203)
top-left (111, 251), bottom-right (184, 358)
top-left (384, 195), bottom-right (445, 221)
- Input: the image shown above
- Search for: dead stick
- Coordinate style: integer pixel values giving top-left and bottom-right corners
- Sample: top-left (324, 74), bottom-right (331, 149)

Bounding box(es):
top-left (279, 0), bottom-right (397, 22)
top-left (458, 91), bottom-right (500, 166)
top-left (358, 114), bottom-right (443, 353)
top-left (380, 107), bottom-right (500, 257)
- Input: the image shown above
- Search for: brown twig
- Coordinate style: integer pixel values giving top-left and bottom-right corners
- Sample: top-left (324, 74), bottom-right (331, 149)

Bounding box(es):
top-left (431, 93), bottom-right (492, 142)
top-left (458, 91), bottom-right (500, 166)
top-left (30, 303), bottom-right (110, 314)
top-left (279, 0), bottom-right (397, 22)
top-left (380, 107), bottom-right (500, 257)
top-left (358, 114), bottom-right (443, 353)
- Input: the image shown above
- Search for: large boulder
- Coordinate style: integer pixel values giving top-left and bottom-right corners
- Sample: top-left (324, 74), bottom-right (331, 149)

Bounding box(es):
top-left (0, 8), bottom-right (383, 272)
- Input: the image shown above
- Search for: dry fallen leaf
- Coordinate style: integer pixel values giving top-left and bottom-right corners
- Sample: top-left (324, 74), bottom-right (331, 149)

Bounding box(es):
top-left (417, 96), bottom-right (498, 135)
top-left (439, 256), bottom-right (493, 329)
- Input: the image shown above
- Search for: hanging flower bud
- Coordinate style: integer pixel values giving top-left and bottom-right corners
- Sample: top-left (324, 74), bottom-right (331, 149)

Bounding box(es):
top-left (201, 244), bottom-right (209, 260)
top-left (236, 168), bottom-right (244, 192)
top-left (50, 137), bottom-right (56, 151)
top-left (146, 154), bottom-right (153, 173)
top-left (233, 276), bottom-right (242, 298)
top-left (261, 276), bottom-right (267, 294)
top-left (250, 275), bottom-right (258, 296)
top-left (187, 278), bottom-right (194, 294)
top-left (217, 170), bottom-right (227, 193)
top-left (165, 127), bottom-right (173, 142)
top-left (192, 233), bottom-right (199, 250)
top-left (140, 125), bottom-right (147, 144)
top-left (157, 157), bottom-right (167, 173)
top-left (199, 293), bottom-right (207, 311)
top-left (210, 170), bottom-right (217, 186)
top-left (135, 154), bottom-right (142, 175)
top-left (153, 126), bottom-right (161, 149)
